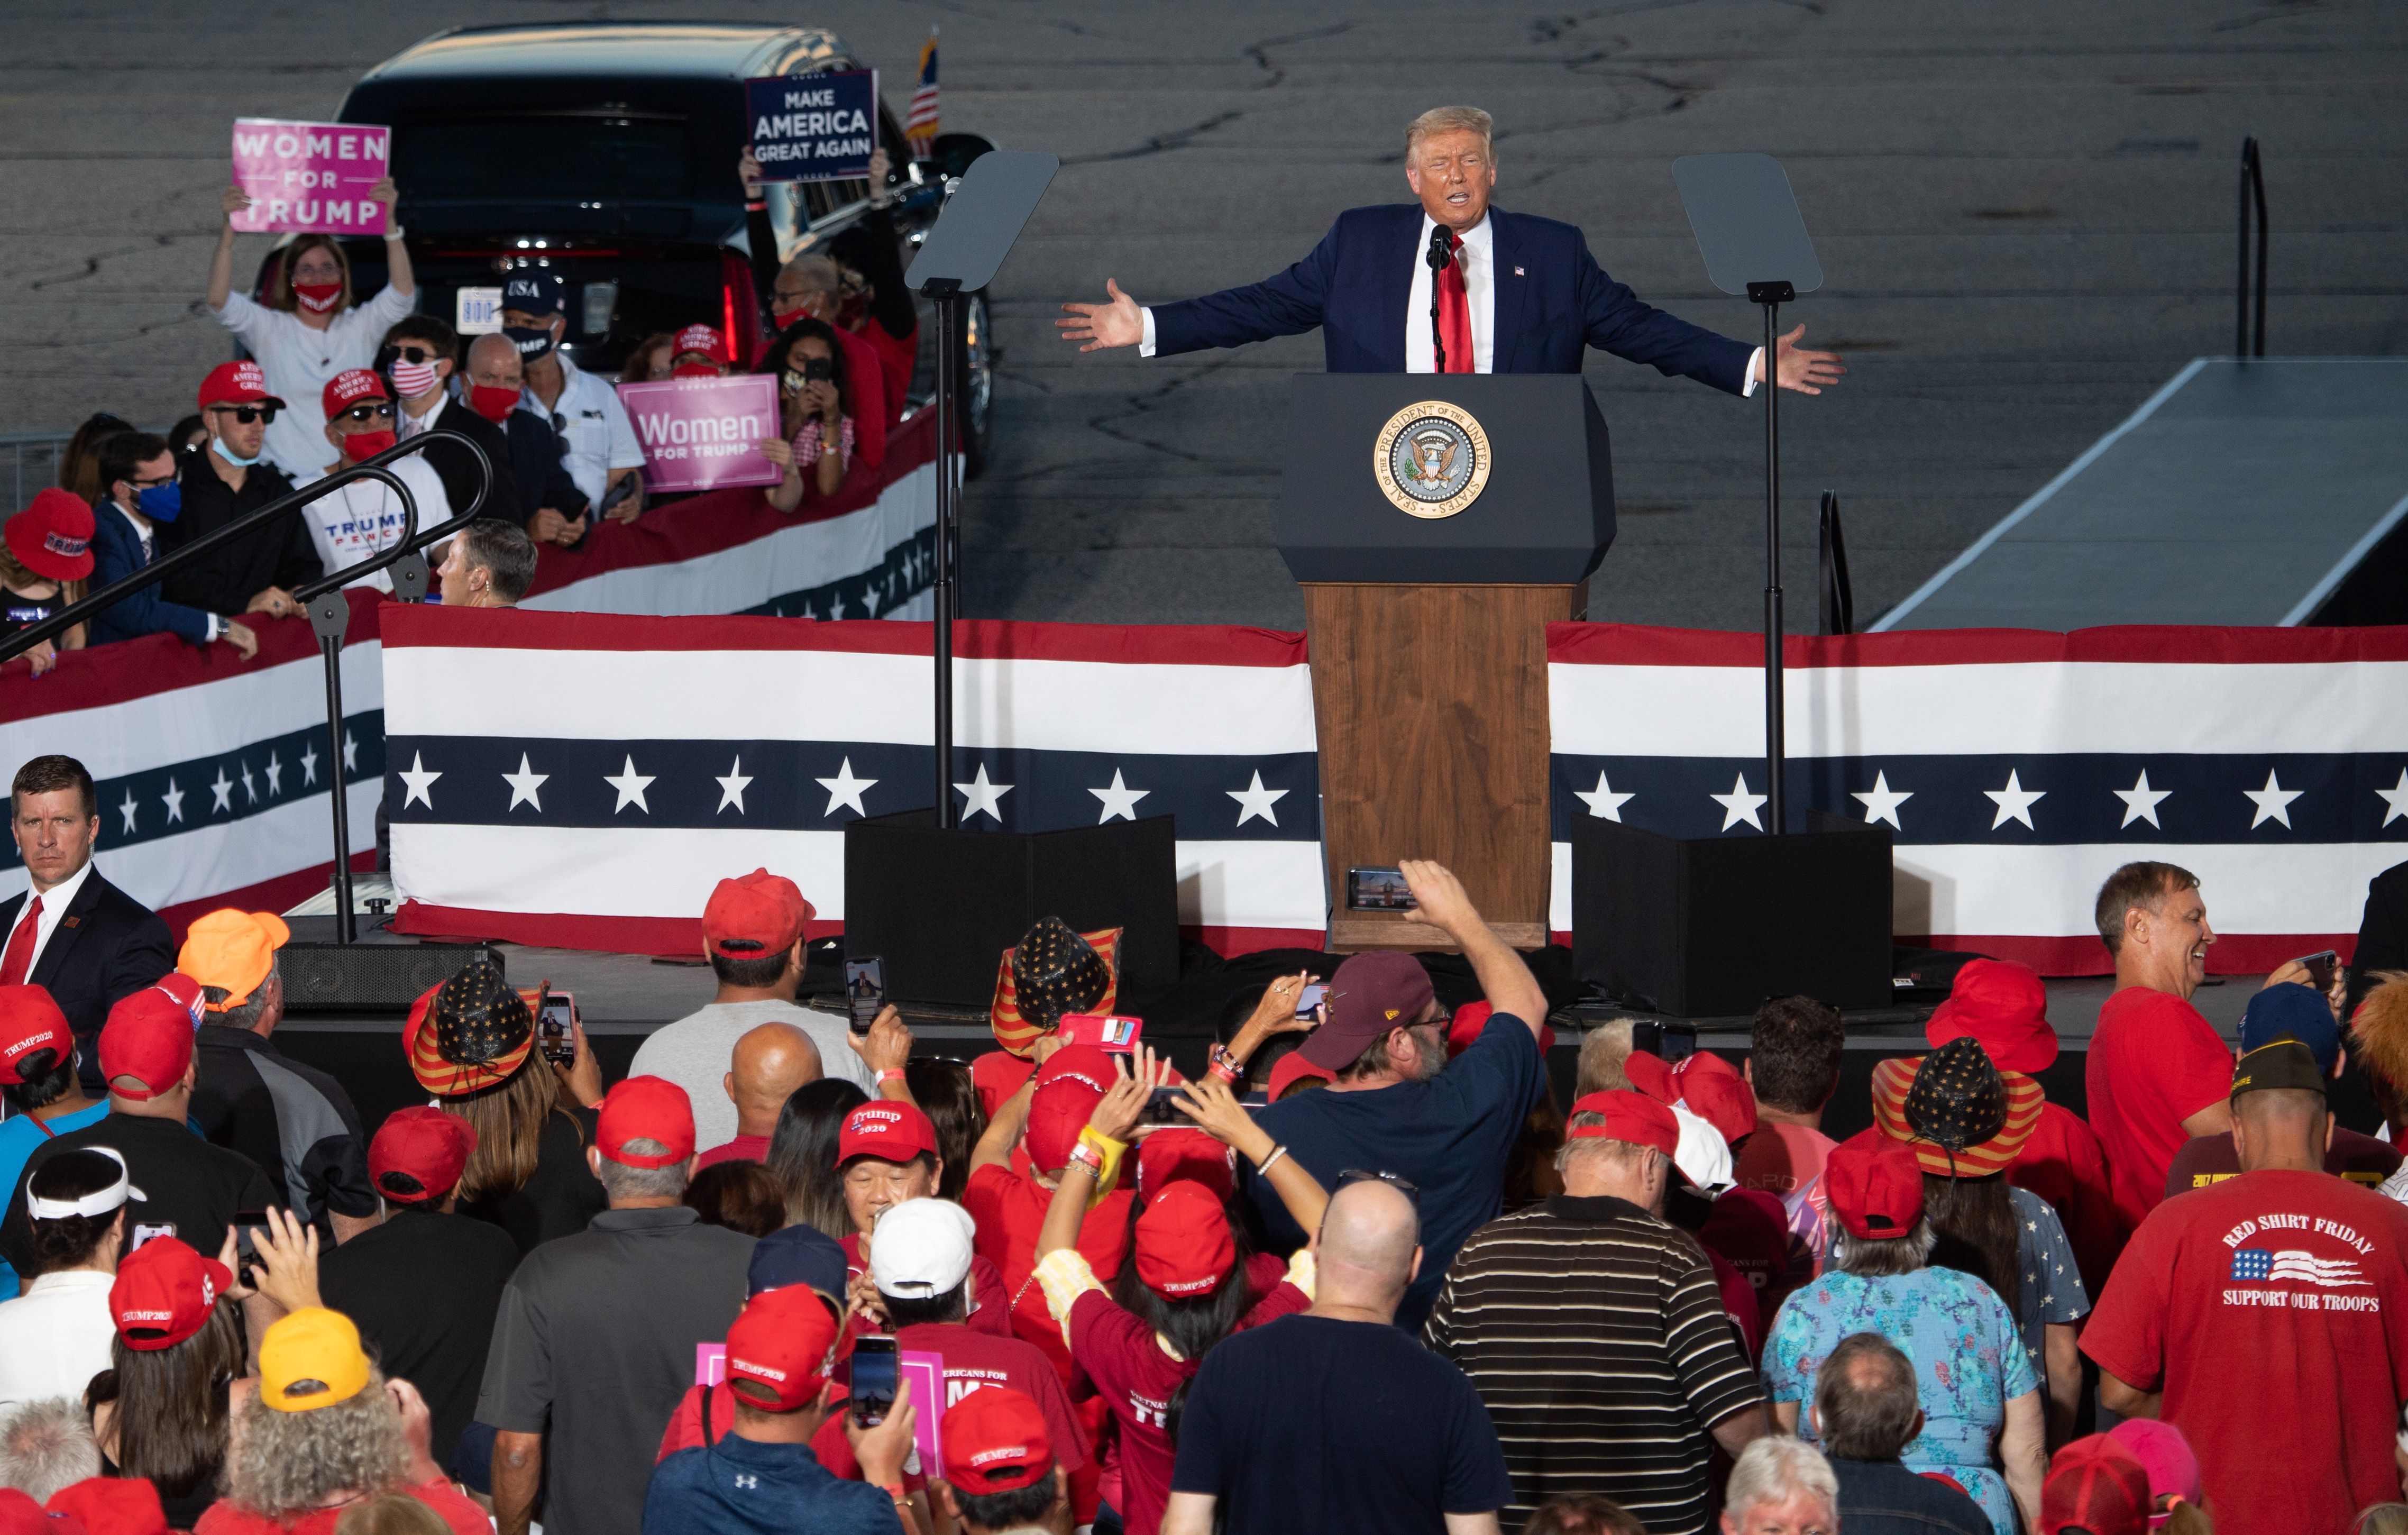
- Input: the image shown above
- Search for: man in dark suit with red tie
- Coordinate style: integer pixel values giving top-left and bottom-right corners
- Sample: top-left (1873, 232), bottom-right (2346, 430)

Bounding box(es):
top-left (2, 755), bottom-right (173, 1089)
top-left (1060, 104), bottom-right (1845, 397)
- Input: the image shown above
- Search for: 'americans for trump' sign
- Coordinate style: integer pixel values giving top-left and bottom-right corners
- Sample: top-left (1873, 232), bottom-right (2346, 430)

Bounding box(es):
top-left (745, 71), bottom-right (879, 184)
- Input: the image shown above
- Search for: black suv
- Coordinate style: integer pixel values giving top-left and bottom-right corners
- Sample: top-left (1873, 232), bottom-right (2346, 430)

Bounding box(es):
top-left (299, 21), bottom-right (996, 468)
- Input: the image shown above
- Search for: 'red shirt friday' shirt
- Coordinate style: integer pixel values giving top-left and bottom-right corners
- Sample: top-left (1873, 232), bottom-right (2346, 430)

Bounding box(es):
top-left (2085, 986), bottom-right (2234, 1238)
top-left (2082, 1167), bottom-right (2408, 1535)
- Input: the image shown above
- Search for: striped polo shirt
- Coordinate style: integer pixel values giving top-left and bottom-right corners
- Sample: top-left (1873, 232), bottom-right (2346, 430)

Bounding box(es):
top-left (1424, 1193), bottom-right (1762, 1534)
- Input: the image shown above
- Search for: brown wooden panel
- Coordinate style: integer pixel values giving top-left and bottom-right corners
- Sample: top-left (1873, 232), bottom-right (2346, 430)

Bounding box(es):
top-left (1302, 582), bottom-right (1579, 950)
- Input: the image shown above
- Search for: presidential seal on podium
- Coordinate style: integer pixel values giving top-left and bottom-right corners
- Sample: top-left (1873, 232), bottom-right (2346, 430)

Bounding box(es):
top-left (1374, 400), bottom-right (1492, 519)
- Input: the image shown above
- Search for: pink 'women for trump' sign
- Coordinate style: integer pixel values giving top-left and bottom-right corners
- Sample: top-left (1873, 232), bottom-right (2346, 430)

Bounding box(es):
top-left (619, 374), bottom-right (785, 494)
top-left (229, 120), bottom-right (391, 236)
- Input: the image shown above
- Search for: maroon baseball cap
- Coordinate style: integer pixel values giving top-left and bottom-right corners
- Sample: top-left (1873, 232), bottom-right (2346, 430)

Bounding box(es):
top-left (1824, 1136), bottom-right (1926, 1240)
top-left (597, 1075), bottom-right (695, 1167)
top-left (1300, 951), bottom-right (1435, 1072)
top-left (369, 1105), bottom-right (477, 1204)
top-left (1567, 1089), bottom-right (1679, 1157)
top-left (837, 1101), bottom-right (937, 1166)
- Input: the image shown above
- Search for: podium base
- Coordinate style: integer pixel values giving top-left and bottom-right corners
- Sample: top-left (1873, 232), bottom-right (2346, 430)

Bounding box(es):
top-left (1572, 811), bottom-right (1892, 1017)
top-left (1329, 912), bottom-right (1548, 954)
top-left (843, 809), bottom-right (1181, 1007)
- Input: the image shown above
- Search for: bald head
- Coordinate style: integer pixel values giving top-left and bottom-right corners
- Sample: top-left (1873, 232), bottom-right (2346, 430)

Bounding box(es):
top-left (1312, 1180), bottom-right (1421, 1319)
top-left (466, 333), bottom-right (523, 391)
top-left (725, 1023), bottom-right (821, 1136)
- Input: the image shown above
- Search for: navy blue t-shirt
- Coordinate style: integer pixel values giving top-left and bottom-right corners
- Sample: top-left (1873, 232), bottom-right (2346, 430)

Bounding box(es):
top-left (643, 1431), bottom-right (896, 1535)
top-left (1173, 1312), bottom-right (1513, 1534)
top-left (1241, 1011), bottom-right (1544, 1330)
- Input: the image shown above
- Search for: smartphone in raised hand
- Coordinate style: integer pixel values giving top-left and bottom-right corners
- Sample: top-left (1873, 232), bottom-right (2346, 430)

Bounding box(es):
top-left (850, 1335), bottom-right (898, 1426)
top-left (846, 957), bottom-right (886, 1037)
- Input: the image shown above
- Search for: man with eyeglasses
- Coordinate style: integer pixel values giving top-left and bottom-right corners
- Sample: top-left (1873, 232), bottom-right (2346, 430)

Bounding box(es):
top-left (293, 369), bottom-right (451, 592)
top-left (501, 272), bottom-right (645, 525)
top-left (88, 429), bottom-right (257, 658)
top-left (157, 361), bottom-right (322, 626)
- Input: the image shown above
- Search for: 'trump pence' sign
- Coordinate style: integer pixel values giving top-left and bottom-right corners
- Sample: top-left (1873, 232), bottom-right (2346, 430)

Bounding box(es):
top-left (618, 374), bottom-right (785, 494)
top-left (744, 70), bottom-right (878, 184)
top-left (230, 119), bottom-right (391, 236)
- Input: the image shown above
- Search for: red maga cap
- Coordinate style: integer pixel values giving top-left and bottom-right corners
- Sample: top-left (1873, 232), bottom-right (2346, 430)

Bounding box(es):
top-left (1023, 1044), bottom-right (1115, 1172)
top-left (0, 985), bottom-right (70, 1085)
top-left (1672, 1051), bottom-right (1759, 1147)
top-left (672, 324), bottom-right (726, 362)
top-left (1134, 1182), bottom-right (1235, 1299)
top-left (597, 1075), bottom-right (695, 1167)
top-left (1567, 1089), bottom-right (1679, 1158)
top-left (1135, 1127), bottom-right (1234, 1202)
top-left (322, 368), bottom-right (388, 417)
top-left (702, 870), bottom-right (812, 959)
top-left (1301, 951), bottom-right (1434, 1072)
top-left (1824, 1136), bottom-right (1926, 1240)
top-left (1268, 1049), bottom-right (1334, 1100)
top-left (109, 1237), bottom-right (232, 1351)
top-left (2042, 1435), bottom-right (2153, 1535)
top-left (1620, 1049), bottom-right (1678, 1106)
top-left (1926, 957), bottom-right (2059, 1075)
top-left (98, 989), bottom-right (196, 1100)
top-left (46, 1475), bottom-right (167, 1535)
top-left (1441, 1000), bottom-right (1556, 1061)
top-left (941, 1386), bottom-right (1055, 1494)
top-left (725, 1285), bottom-right (840, 1412)
top-left (838, 1101), bottom-right (937, 1166)
top-left (369, 1105), bottom-right (478, 1205)
top-left (197, 360), bottom-right (282, 412)
top-left (152, 973), bottom-right (206, 1029)
top-left (7, 489), bottom-right (95, 583)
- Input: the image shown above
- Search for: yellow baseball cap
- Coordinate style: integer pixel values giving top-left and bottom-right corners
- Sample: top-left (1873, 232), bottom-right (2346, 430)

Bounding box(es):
top-left (176, 910), bottom-right (291, 1011)
top-left (259, 1307), bottom-right (372, 1412)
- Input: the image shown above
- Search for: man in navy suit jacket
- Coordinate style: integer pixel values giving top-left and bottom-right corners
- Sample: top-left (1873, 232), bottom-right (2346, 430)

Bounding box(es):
top-left (1061, 105), bottom-right (1844, 398)
top-left (89, 431), bottom-right (258, 657)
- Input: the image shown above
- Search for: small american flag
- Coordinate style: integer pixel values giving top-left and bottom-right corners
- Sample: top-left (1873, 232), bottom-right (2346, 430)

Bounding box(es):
top-left (906, 28), bottom-right (940, 153)
top-left (2231, 1249), bottom-right (2274, 1281)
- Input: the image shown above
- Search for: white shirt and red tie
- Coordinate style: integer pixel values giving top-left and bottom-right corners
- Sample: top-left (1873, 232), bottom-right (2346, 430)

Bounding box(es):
top-left (0, 860), bottom-right (93, 988)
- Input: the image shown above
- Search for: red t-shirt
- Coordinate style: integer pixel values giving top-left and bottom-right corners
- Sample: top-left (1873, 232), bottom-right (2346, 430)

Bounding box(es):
top-left (827, 326), bottom-right (888, 471)
top-left (2081, 1168), bottom-right (2408, 1535)
top-left (1066, 1278), bottom-right (1309, 1535)
top-left (960, 1162), bottom-right (1133, 1383)
top-left (695, 1134), bottom-right (772, 1169)
top-left (855, 318), bottom-right (915, 427)
top-left (839, 1231), bottom-right (1013, 1338)
top-left (2009, 1101), bottom-right (2121, 1296)
top-left (814, 1321), bottom-right (1092, 1483)
top-left (2086, 987), bottom-right (2233, 1237)
top-left (1700, 1187), bottom-right (1792, 1353)
top-left (972, 1052), bottom-right (1037, 1121)
top-left (195, 1481), bottom-right (487, 1535)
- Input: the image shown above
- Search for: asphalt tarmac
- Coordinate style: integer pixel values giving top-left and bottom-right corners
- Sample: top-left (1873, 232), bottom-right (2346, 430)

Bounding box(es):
top-left (3, 2), bottom-right (2402, 628)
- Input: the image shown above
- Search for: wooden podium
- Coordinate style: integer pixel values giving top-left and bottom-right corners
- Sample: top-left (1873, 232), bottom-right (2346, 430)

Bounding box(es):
top-left (1280, 376), bottom-right (1616, 952)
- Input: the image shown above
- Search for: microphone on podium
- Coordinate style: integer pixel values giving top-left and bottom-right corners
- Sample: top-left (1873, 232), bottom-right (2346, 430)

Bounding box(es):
top-left (1426, 225), bottom-right (1454, 372)
top-left (1426, 223), bottom-right (1455, 274)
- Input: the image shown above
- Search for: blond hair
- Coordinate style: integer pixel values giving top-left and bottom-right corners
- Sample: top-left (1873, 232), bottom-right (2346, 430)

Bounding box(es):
top-left (1406, 106), bottom-right (1494, 158)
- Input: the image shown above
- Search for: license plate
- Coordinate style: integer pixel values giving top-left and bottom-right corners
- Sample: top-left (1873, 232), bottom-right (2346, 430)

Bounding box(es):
top-left (455, 286), bottom-right (503, 334)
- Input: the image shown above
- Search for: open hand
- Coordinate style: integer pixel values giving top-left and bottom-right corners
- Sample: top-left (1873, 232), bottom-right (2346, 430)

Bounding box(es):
top-left (1057, 279), bottom-right (1144, 351)
top-left (1244, 972), bottom-right (1319, 1037)
top-left (1765, 323), bottom-right (1845, 395)
top-left (221, 187), bottom-right (254, 223)
top-left (1398, 858), bottom-right (1477, 935)
top-left (221, 619), bottom-right (259, 661)
top-left (368, 176), bottom-right (398, 211)
top-left (243, 1207), bottom-right (324, 1314)
top-left (554, 1018), bottom-right (605, 1107)
top-left (1175, 1072), bottom-right (1270, 1160)
top-left (1087, 1046), bottom-right (1171, 1145)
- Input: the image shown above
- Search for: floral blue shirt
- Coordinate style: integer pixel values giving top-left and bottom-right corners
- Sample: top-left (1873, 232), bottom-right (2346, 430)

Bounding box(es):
top-left (1764, 1263), bottom-right (2036, 1535)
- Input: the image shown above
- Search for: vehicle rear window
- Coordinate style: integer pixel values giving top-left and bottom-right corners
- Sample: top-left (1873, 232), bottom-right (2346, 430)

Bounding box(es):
top-left (396, 117), bottom-right (695, 200)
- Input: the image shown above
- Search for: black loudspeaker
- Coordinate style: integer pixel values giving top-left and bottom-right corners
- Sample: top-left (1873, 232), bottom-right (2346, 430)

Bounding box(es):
top-left (279, 937), bottom-right (503, 1015)
top-left (1573, 810), bottom-right (1892, 1017)
top-left (843, 809), bottom-right (1182, 1007)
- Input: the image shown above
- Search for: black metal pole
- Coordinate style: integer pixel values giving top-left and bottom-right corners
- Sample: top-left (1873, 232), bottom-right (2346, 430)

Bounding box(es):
top-left (1747, 281), bottom-right (1796, 834)
top-left (2251, 144), bottom-right (2268, 358)
top-left (928, 279), bottom-right (960, 829)
top-left (314, 606), bottom-right (355, 943)
top-left (2237, 139), bottom-right (2252, 358)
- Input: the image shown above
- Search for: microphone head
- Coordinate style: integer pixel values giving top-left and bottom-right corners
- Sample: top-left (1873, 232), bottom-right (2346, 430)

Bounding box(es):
top-left (1426, 227), bottom-right (1453, 269)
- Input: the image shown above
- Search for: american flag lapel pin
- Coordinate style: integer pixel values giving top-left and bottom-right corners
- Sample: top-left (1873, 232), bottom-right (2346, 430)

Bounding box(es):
top-left (1514, 266), bottom-right (1525, 276)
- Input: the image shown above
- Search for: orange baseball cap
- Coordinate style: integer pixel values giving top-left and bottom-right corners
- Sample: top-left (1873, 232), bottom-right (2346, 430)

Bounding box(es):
top-left (177, 909), bottom-right (290, 1012)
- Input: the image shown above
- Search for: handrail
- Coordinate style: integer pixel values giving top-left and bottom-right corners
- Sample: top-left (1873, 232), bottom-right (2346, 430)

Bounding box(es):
top-left (2237, 136), bottom-right (2268, 358)
top-left (0, 428), bottom-right (490, 664)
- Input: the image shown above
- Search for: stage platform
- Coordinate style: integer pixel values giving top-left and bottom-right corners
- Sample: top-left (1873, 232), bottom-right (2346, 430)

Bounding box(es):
top-left (1874, 358), bottom-right (2408, 632)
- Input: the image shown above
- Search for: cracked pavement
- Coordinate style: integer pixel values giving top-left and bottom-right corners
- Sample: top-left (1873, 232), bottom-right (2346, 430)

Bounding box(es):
top-left (3, 1), bottom-right (2403, 628)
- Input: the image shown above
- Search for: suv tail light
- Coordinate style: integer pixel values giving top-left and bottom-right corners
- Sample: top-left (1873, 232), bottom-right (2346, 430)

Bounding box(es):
top-left (720, 251), bottom-right (764, 369)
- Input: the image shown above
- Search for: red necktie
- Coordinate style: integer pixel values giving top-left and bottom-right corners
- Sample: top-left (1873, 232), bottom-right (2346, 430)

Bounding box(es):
top-left (1, 896), bottom-right (42, 986)
top-left (1434, 230), bottom-right (1473, 374)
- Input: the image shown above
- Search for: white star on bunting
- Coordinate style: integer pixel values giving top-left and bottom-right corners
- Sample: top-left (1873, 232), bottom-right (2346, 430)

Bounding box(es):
top-left (2380, 769), bottom-right (2408, 829)
top-left (955, 764), bottom-right (1013, 823)
top-left (1851, 771), bottom-right (1912, 830)
top-left (398, 753), bottom-right (443, 811)
top-left (1574, 772), bottom-right (1634, 821)
top-left (209, 769), bottom-right (235, 814)
top-left (118, 791), bottom-right (138, 836)
top-left (817, 758), bottom-right (876, 817)
top-left (1984, 769), bottom-right (2045, 830)
top-left (2114, 769), bottom-right (2172, 829)
top-left (240, 762), bottom-right (257, 805)
top-left (502, 754), bottom-right (549, 813)
top-left (604, 755), bottom-right (656, 814)
top-left (2244, 769), bottom-right (2302, 829)
top-left (342, 732), bottom-right (358, 773)
top-left (1089, 769), bottom-right (1149, 823)
top-left (161, 778), bottom-right (185, 825)
top-left (299, 745), bottom-right (318, 786)
top-left (264, 751), bottom-right (283, 796)
top-left (716, 757), bottom-right (753, 815)
top-left (1228, 771), bottom-right (1288, 828)
top-left (1710, 772), bottom-right (1767, 832)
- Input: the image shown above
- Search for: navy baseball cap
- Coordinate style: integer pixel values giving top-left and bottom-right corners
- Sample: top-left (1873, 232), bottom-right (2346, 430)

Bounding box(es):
top-left (500, 272), bottom-right (566, 316)
top-left (2239, 981), bottom-right (2340, 1074)
top-left (748, 1221), bottom-right (848, 1301)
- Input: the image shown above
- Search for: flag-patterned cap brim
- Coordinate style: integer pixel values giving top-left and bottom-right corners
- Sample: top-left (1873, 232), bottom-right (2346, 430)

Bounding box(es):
top-left (1869, 1054), bottom-right (2044, 1177)
top-left (991, 926), bottom-right (1120, 1059)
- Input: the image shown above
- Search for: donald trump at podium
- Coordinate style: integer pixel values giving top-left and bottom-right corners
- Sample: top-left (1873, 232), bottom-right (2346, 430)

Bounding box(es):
top-left (1060, 105), bottom-right (1844, 397)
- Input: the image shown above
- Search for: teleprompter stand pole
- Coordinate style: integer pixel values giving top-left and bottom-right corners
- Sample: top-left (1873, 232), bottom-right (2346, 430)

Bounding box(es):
top-left (927, 277), bottom-right (962, 829)
top-left (1750, 279), bottom-right (1794, 835)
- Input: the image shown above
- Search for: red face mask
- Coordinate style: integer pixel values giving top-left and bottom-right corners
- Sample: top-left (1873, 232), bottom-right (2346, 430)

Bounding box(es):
top-left (468, 385), bottom-right (519, 424)
top-left (342, 430), bottom-right (397, 462)
top-left (670, 362), bottom-right (721, 379)
top-left (773, 306), bottom-right (814, 331)
top-left (292, 280), bottom-right (342, 314)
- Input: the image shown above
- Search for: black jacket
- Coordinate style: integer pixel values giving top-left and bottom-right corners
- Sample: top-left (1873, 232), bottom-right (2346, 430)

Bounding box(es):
top-left (0, 866), bottom-right (172, 1088)
top-left (1830, 1457), bottom-right (1993, 1535)
top-left (504, 409), bottom-right (590, 537)
top-left (2351, 858), bottom-right (2408, 1020)
top-left (405, 396), bottom-right (523, 529)
top-left (190, 1025), bottom-right (378, 1230)
top-left (158, 449), bottom-right (321, 615)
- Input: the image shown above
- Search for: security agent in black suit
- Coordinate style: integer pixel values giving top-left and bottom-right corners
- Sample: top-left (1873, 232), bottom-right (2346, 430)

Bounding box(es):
top-left (462, 331), bottom-right (592, 550)
top-left (2350, 858), bottom-right (2408, 1020)
top-left (382, 315), bottom-right (525, 530)
top-left (2, 755), bottom-right (173, 1090)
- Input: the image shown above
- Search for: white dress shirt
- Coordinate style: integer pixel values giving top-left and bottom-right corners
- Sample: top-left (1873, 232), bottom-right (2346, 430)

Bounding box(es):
top-left (519, 352), bottom-right (646, 508)
top-left (0, 1267), bottom-right (115, 1408)
top-left (210, 286), bottom-right (418, 480)
top-left (4, 856), bottom-right (94, 982)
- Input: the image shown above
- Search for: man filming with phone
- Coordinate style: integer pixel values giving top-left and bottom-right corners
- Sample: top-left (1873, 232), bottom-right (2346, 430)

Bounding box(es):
top-left (1242, 858), bottom-right (1550, 1333)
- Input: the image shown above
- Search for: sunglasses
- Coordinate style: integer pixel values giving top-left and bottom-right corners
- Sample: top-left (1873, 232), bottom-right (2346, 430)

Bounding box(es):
top-left (389, 345), bottom-right (442, 365)
top-left (208, 404), bottom-right (279, 425)
top-left (1337, 1168), bottom-right (1421, 1209)
top-left (339, 402), bottom-right (396, 423)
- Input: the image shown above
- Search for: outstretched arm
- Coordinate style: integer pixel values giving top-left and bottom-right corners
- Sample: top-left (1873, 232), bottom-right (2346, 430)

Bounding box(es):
top-left (1399, 859), bottom-right (1548, 1035)
top-left (1059, 222), bottom-right (1341, 359)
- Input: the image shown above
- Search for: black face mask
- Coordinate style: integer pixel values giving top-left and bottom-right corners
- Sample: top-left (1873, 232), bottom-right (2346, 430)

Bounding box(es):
top-left (503, 324), bottom-right (556, 362)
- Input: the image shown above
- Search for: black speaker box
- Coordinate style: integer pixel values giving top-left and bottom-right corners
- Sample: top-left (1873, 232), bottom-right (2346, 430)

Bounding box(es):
top-left (843, 809), bottom-right (1182, 1007)
top-left (1573, 810), bottom-right (1892, 1017)
top-left (279, 936), bottom-right (503, 1015)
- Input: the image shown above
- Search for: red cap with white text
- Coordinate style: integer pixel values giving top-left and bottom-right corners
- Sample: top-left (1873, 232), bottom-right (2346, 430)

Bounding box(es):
top-left (322, 369), bottom-right (388, 417)
top-left (725, 1285), bottom-right (841, 1412)
top-left (109, 1237), bottom-right (233, 1351)
top-left (197, 360), bottom-right (283, 412)
top-left (837, 1101), bottom-right (937, 1166)
top-left (1133, 1182), bottom-right (1235, 1299)
top-left (941, 1386), bottom-right (1055, 1494)
top-left (0, 986), bottom-right (70, 1085)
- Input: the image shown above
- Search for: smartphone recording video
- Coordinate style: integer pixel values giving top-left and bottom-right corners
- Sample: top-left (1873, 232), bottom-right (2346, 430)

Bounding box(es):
top-left (1295, 982), bottom-right (1327, 1020)
top-left (536, 988), bottom-right (578, 1067)
top-left (2293, 949), bottom-right (2340, 992)
top-left (846, 957), bottom-right (885, 1037)
top-left (849, 1335), bottom-right (898, 1426)
top-left (1346, 866), bottom-right (1415, 911)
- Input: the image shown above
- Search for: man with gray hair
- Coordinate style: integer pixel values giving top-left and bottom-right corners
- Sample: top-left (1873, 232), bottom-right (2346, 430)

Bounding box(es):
top-left (1721, 1436), bottom-right (1839, 1535)
top-left (479, 1076), bottom-right (753, 1535)
top-left (0, 1398), bottom-right (100, 1503)
top-left (1166, 1176), bottom-right (1513, 1535)
top-left (1812, 1333), bottom-right (1991, 1535)
top-left (1429, 1088), bottom-right (1765, 1532)
top-left (1063, 104), bottom-right (1843, 395)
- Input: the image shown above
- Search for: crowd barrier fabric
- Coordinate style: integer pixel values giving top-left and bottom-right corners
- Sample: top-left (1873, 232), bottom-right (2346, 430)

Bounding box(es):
top-left (1548, 623), bottom-right (2408, 974)
top-left (381, 607), bottom-right (1327, 957)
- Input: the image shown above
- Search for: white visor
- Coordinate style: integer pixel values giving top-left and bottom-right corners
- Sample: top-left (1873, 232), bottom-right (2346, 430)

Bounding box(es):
top-left (26, 1145), bottom-right (142, 1220)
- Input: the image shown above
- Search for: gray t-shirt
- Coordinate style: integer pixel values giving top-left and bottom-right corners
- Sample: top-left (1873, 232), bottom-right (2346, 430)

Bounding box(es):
top-left (627, 999), bottom-right (874, 1152)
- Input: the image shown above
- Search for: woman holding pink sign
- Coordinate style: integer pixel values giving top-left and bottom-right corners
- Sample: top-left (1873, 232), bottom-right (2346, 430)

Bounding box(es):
top-left (206, 176), bottom-right (416, 480)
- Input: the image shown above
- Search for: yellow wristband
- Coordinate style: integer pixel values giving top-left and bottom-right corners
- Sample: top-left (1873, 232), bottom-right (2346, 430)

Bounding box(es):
top-left (1075, 1126), bottom-right (1127, 1209)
